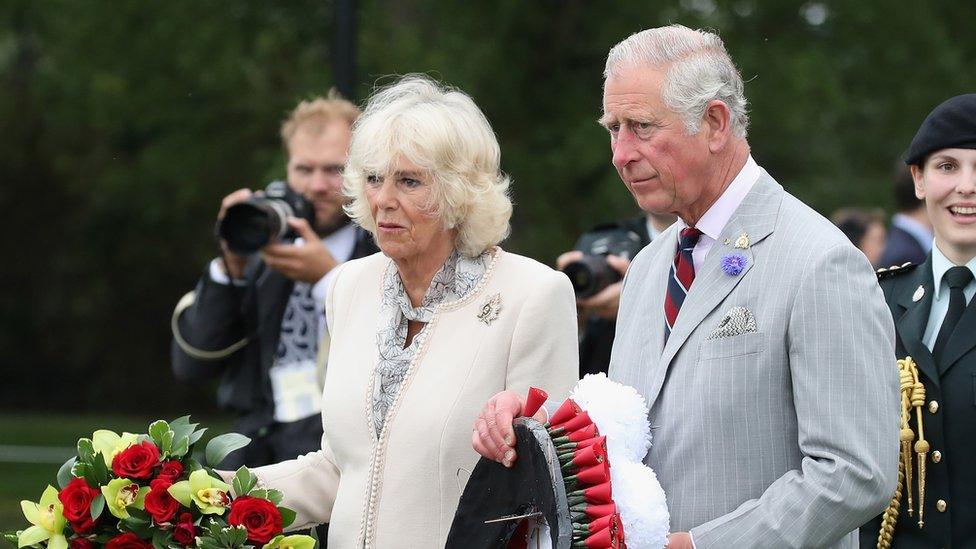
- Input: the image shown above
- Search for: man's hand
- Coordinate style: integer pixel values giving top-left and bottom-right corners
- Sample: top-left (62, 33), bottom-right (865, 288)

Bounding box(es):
top-left (556, 251), bottom-right (630, 320)
top-left (472, 391), bottom-right (525, 468)
top-left (217, 188), bottom-right (254, 279)
top-left (667, 532), bottom-right (693, 549)
top-left (261, 218), bottom-right (338, 283)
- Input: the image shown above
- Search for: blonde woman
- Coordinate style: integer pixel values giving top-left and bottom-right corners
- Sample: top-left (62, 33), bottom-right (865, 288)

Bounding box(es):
top-left (243, 76), bottom-right (578, 547)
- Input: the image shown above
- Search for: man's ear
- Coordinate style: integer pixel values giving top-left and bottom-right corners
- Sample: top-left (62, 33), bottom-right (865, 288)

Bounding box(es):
top-left (911, 164), bottom-right (926, 200)
top-left (703, 99), bottom-right (733, 153)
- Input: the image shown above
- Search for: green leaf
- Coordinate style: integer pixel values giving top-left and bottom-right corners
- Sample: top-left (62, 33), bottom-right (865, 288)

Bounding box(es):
top-left (278, 506), bottom-right (296, 529)
top-left (90, 493), bottom-right (105, 520)
top-left (151, 528), bottom-right (172, 549)
top-left (57, 457), bottom-right (77, 488)
top-left (149, 420), bottom-right (170, 446)
top-left (187, 427), bottom-right (207, 448)
top-left (171, 437), bottom-right (189, 458)
top-left (161, 430), bottom-right (175, 455)
top-left (90, 452), bottom-right (110, 485)
top-left (265, 489), bottom-right (283, 506)
top-left (249, 489), bottom-right (268, 500)
top-left (77, 438), bottom-right (95, 464)
top-left (169, 415), bottom-right (192, 428)
top-left (232, 467), bottom-right (257, 497)
top-left (205, 433), bottom-right (250, 467)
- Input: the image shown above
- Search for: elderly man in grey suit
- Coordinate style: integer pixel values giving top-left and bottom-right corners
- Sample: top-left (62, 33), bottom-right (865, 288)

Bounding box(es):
top-left (472, 25), bottom-right (900, 548)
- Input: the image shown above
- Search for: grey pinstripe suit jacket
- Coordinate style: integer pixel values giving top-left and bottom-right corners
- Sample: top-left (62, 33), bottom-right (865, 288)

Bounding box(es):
top-left (609, 172), bottom-right (900, 548)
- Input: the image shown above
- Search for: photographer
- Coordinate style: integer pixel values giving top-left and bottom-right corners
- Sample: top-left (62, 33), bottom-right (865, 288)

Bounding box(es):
top-left (171, 94), bottom-right (377, 470)
top-left (558, 211), bottom-right (675, 376)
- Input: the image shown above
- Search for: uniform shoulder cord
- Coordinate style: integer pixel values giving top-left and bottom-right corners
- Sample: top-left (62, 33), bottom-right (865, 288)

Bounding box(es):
top-left (877, 357), bottom-right (928, 549)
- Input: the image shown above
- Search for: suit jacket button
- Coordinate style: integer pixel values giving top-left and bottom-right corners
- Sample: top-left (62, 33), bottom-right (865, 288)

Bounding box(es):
top-left (932, 450), bottom-right (942, 463)
top-left (928, 400), bottom-right (939, 414)
top-left (936, 499), bottom-right (947, 512)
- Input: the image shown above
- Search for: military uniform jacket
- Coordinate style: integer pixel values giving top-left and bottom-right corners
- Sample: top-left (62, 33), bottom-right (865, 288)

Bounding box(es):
top-left (860, 255), bottom-right (976, 548)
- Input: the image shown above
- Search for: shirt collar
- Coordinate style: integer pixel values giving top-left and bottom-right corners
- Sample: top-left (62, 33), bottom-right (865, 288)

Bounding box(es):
top-left (930, 241), bottom-right (976, 300)
top-left (681, 155), bottom-right (760, 241)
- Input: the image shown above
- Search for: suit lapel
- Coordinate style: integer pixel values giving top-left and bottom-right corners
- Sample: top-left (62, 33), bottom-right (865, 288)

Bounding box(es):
top-left (658, 174), bottom-right (780, 371)
top-left (894, 259), bottom-right (939, 387)
top-left (940, 291), bottom-right (976, 375)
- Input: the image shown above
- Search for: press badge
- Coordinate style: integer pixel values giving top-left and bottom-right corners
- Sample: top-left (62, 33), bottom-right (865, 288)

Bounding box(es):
top-left (269, 359), bottom-right (323, 423)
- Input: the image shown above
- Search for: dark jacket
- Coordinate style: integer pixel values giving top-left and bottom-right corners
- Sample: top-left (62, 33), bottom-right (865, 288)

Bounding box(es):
top-left (860, 255), bottom-right (976, 548)
top-left (577, 215), bottom-right (652, 377)
top-left (879, 224), bottom-right (928, 269)
top-left (171, 227), bottom-right (377, 465)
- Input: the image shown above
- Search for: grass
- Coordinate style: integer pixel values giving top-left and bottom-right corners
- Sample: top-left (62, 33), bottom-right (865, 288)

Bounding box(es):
top-left (0, 412), bottom-right (231, 538)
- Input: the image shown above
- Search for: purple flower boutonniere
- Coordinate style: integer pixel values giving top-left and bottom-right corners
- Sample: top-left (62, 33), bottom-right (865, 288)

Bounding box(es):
top-left (720, 253), bottom-right (747, 276)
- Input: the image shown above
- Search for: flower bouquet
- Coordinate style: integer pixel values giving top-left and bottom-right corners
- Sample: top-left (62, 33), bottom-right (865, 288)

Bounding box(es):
top-left (3, 417), bottom-right (315, 549)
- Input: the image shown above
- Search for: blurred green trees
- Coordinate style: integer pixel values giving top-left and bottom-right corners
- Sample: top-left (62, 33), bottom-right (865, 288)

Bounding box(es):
top-left (1, 0), bottom-right (973, 413)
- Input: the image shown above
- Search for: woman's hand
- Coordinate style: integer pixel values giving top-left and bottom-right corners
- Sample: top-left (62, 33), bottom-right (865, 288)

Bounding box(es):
top-left (472, 390), bottom-right (549, 468)
top-left (472, 390), bottom-right (522, 467)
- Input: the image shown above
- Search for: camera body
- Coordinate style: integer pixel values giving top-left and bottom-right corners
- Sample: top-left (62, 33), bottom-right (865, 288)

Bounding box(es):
top-left (561, 224), bottom-right (645, 298)
top-left (217, 181), bottom-right (316, 255)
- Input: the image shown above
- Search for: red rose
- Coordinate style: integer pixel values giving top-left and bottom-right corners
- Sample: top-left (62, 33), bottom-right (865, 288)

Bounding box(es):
top-left (69, 516), bottom-right (98, 535)
top-left (157, 460), bottom-right (184, 483)
top-left (227, 496), bottom-right (283, 544)
top-left (59, 478), bottom-right (100, 533)
top-left (111, 441), bottom-right (161, 480)
top-left (171, 513), bottom-right (197, 546)
top-left (144, 479), bottom-right (180, 524)
top-left (70, 538), bottom-right (95, 549)
top-left (105, 532), bottom-right (152, 549)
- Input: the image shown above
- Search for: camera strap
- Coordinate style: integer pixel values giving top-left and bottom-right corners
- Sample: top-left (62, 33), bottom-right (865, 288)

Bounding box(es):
top-left (171, 290), bottom-right (250, 360)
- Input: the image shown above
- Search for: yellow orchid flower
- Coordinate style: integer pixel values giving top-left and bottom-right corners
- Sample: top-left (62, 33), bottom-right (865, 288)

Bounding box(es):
top-left (101, 478), bottom-right (149, 520)
top-left (261, 534), bottom-right (316, 549)
top-left (18, 485), bottom-right (68, 549)
top-left (168, 469), bottom-right (233, 515)
top-left (91, 430), bottom-right (138, 467)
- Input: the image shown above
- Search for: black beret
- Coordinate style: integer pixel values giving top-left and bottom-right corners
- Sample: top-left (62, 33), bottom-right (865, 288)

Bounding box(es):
top-left (905, 93), bottom-right (976, 166)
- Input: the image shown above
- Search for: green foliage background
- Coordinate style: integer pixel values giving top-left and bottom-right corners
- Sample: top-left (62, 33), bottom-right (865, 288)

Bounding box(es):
top-left (1, 0), bottom-right (974, 414)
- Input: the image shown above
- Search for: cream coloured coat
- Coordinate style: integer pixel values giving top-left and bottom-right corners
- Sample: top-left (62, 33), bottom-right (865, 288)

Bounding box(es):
top-left (249, 248), bottom-right (579, 547)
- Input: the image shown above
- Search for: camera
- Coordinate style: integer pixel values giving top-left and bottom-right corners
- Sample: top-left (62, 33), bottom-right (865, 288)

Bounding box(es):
top-left (561, 225), bottom-right (644, 298)
top-left (217, 181), bottom-right (316, 254)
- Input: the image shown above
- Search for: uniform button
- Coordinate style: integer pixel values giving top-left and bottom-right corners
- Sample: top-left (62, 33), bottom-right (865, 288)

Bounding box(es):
top-left (932, 450), bottom-right (942, 463)
top-left (929, 400), bottom-right (939, 413)
top-left (936, 499), bottom-right (947, 512)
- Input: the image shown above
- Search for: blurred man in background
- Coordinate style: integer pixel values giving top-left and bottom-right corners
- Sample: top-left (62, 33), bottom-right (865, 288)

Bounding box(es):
top-left (557, 211), bottom-right (675, 376)
top-left (171, 93), bottom-right (376, 470)
top-left (832, 207), bottom-right (887, 267)
top-left (879, 161), bottom-right (932, 267)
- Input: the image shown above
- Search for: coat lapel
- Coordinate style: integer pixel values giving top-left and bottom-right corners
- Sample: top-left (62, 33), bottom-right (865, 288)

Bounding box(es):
top-left (940, 289), bottom-right (976, 375)
top-left (894, 259), bottom-right (939, 387)
top-left (656, 174), bottom-right (781, 390)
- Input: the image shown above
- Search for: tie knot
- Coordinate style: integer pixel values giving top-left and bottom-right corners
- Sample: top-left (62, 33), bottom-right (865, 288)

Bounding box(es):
top-left (945, 266), bottom-right (974, 290)
top-left (679, 227), bottom-right (702, 250)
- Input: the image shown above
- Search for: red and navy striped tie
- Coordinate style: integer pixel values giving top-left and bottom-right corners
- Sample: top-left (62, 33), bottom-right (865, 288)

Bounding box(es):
top-left (664, 227), bottom-right (702, 340)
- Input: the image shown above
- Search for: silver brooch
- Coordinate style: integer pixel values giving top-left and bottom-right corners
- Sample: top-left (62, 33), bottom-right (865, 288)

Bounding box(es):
top-left (477, 293), bottom-right (502, 325)
top-left (913, 285), bottom-right (924, 302)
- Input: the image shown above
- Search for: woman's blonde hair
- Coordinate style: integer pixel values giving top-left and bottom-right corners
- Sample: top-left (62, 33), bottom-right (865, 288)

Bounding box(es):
top-left (343, 75), bottom-right (512, 257)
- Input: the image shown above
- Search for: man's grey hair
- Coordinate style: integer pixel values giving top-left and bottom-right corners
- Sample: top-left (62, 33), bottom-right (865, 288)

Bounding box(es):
top-left (604, 25), bottom-right (749, 137)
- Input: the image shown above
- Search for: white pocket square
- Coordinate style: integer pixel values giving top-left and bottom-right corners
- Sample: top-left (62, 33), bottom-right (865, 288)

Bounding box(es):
top-left (707, 306), bottom-right (758, 340)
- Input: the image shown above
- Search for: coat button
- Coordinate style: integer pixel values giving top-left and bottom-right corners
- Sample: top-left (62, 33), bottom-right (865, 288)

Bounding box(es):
top-left (932, 450), bottom-right (942, 463)
top-left (929, 400), bottom-right (939, 413)
top-left (936, 499), bottom-right (947, 512)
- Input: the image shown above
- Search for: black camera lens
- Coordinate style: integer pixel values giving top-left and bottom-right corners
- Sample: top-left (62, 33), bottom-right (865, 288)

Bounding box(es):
top-left (562, 256), bottom-right (622, 298)
top-left (218, 200), bottom-right (291, 254)
top-left (216, 181), bottom-right (315, 255)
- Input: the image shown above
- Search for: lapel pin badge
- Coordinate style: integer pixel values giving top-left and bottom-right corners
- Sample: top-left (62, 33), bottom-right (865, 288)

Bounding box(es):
top-left (477, 293), bottom-right (502, 325)
top-left (912, 285), bottom-right (924, 302)
top-left (733, 233), bottom-right (750, 249)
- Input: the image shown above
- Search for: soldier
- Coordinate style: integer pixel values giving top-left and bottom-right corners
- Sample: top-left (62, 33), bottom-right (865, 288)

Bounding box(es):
top-left (862, 94), bottom-right (976, 548)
